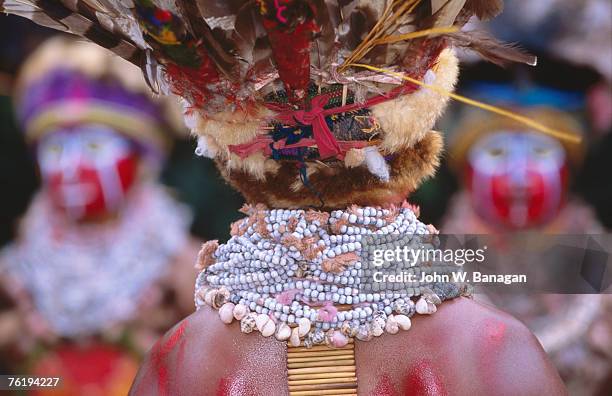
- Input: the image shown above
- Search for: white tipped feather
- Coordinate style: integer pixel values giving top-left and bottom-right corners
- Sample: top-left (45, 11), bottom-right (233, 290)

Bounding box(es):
top-left (364, 146), bottom-right (390, 182)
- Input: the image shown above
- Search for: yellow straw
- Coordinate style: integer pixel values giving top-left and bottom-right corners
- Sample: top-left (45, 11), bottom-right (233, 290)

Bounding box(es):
top-left (347, 63), bottom-right (582, 145)
top-left (372, 26), bottom-right (460, 45)
top-left (339, 0), bottom-right (421, 72)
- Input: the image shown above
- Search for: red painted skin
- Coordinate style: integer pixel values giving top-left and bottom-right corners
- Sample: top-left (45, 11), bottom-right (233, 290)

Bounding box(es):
top-left (155, 322), bottom-right (187, 396)
top-left (130, 298), bottom-right (567, 395)
top-left (402, 360), bottom-right (448, 396)
top-left (373, 374), bottom-right (396, 396)
top-left (131, 321), bottom-right (188, 396)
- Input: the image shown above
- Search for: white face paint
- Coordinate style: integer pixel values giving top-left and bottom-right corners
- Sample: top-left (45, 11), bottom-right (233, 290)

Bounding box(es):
top-left (469, 131), bottom-right (566, 178)
top-left (37, 124), bottom-right (139, 220)
top-left (467, 131), bottom-right (567, 229)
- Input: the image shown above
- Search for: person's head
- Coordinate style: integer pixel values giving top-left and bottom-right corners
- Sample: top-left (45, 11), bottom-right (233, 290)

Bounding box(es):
top-left (450, 108), bottom-right (584, 230)
top-left (35, 123), bottom-right (140, 220)
top-left (15, 37), bottom-right (179, 221)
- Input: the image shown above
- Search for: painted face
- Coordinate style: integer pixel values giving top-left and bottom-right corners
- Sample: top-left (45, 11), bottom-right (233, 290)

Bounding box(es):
top-left (37, 125), bottom-right (139, 220)
top-left (466, 131), bottom-right (568, 230)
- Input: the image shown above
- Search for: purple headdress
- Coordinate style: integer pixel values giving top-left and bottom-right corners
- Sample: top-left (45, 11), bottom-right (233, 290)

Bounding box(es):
top-left (15, 37), bottom-right (179, 158)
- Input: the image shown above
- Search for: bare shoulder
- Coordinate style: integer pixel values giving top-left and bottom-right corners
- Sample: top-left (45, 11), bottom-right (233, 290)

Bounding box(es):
top-left (130, 299), bottom-right (566, 395)
top-left (129, 306), bottom-right (288, 396)
top-left (357, 297), bottom-right (567, 395)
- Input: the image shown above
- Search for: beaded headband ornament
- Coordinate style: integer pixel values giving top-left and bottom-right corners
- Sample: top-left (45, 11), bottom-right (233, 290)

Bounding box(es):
top-left (2, 0), bottom-right (580, 209)
top-left (14, 37), bottom-right (181, 156)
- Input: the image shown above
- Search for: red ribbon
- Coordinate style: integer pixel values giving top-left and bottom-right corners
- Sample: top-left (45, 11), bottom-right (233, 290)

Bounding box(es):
top-left (274, 94), bottom-right (342, 158)
top-left (228, 136), bottom-right (371, 160)
top-left (268, 92), bottom-right (397, 159)
top-left (229, 83), bottom-right (421, 160)
top-left (229, 135), bottom-right (272, 158)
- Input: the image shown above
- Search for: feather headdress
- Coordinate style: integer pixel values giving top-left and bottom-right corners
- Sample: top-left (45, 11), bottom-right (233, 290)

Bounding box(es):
top-left (2, 0), bottom-right (541, 208)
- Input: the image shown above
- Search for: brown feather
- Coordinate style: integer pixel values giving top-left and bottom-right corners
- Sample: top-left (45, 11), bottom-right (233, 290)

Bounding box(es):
top-left (464, 0), bottom-right (503, 21)
top-left (195, 0), bottom-right (250, 17)
top-left (3, 0), bottom-right (143, 65)
top-left (311, 0), bottom-right (340, 69)
top-left (232, 4), bottom-right (265, 61)
top-left (338, 5), bottom-right (378, 51)
top-left (175, 0), bottom-right (239, 80)
top-left (450, 30), bottom-right (537, 67)
top-left (432, 0), bottom-right (466, 27)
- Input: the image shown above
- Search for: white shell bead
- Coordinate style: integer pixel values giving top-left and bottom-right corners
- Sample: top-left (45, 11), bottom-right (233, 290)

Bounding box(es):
top-left (255, 314), bottom-right (270, 331)
top-left (385, 315), bottom-right (399, 334)
top-left (298, 318), bottom-right (311, 337)
top-left (233, 304), bottom-right (248, 320)
top-left (416, 298), bottom-right (430, 314)
top-left (261, 320), bottom-right (276, 337)
top-left (395, 315), bottom-right (412, 331)
top-left (275, 323), bottom-right (291, 341)
top-left (240, 313), bottom-right (257, 334)
top-left (290, 327), bottom-right (301, 347)
top-left (204, 289), bottom-right (215, 306)
top-left (219, 303), bottom-right (235, 324)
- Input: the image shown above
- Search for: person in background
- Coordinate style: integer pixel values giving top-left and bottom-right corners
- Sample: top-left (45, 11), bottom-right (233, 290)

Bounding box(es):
top-left (443, 97), bottom-right (610, 396)
top-left (444, 105), bottom-right (599, 234)
top-left (0, 36), bottom-right (199, 395)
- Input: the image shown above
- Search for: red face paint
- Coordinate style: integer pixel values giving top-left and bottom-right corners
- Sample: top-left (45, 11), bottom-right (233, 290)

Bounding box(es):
top-left (38, 125), bottom-right (139, 220)
top-left (46, 155), bottom-right (137, 218)
top-left (467, 132), bottom-right (567, 230)
top-left (403, 360), bottom-right (448, 396)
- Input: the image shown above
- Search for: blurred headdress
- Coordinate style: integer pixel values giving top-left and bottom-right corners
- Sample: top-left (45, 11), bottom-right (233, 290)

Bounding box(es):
top-left (14, 36), bottom-right (184, 156)
top-left (3, 0), bottom-right (541, 208)
top-left (448, 106), bottom-right (585, 173)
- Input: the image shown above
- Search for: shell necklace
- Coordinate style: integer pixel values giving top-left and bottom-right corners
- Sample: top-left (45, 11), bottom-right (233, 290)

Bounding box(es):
top-left (195, 203), bottom-right (467, 348)
top-left (1, 184), bottom-right (191, 337)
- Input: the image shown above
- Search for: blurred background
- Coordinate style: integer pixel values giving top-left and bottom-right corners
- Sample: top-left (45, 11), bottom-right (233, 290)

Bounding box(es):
top-left (0, 0), bottom-right (610, 395)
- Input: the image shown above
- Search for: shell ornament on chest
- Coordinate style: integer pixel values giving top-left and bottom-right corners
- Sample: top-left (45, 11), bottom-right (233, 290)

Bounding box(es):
top-left (2, 185), bottom-right (191, 337)
top-left (3, 0), bottom-right (544, 393)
